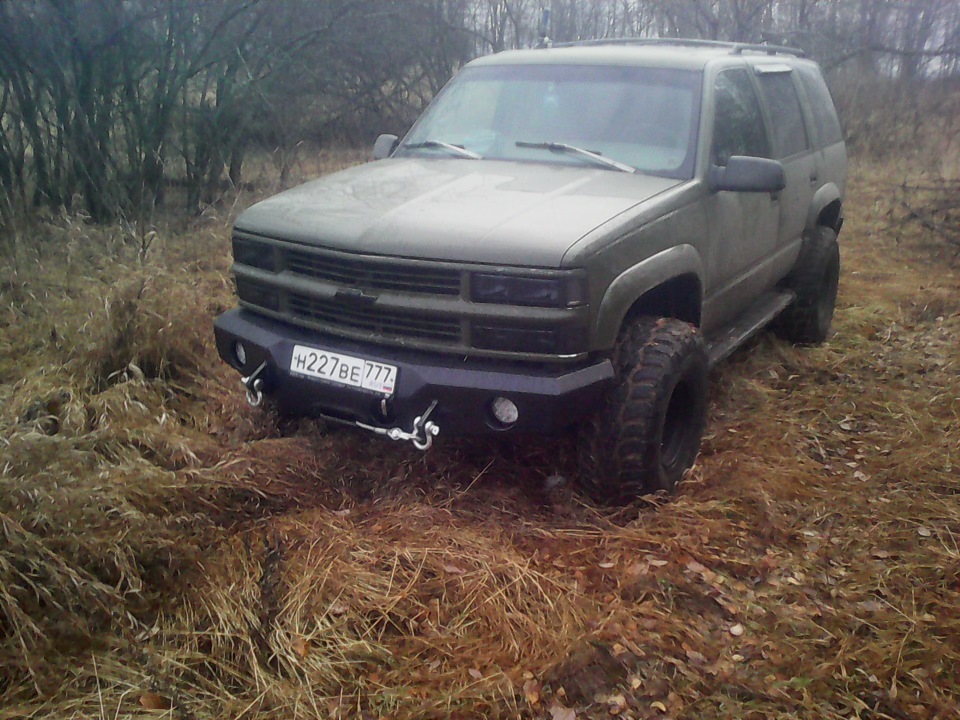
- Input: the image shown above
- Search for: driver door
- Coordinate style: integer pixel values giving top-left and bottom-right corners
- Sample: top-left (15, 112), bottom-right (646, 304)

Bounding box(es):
top-left (701, 68), bottom-right (781, 331)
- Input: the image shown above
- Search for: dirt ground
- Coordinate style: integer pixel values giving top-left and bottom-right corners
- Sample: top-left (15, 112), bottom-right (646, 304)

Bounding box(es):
top-left (0, 160), bottom-right (957, 719)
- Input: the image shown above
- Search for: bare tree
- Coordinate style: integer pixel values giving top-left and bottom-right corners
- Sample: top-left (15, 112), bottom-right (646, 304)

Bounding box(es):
top-left (4, 0), bottom-right (960, 225)
top-left (0, 0), bottom-right (461, 220)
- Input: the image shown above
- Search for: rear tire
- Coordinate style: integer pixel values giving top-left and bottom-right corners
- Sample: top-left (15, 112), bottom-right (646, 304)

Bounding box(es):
top-left (775, 227), bottom-right (840, 345)
top-left (578, 317), bottom-right (708, 504)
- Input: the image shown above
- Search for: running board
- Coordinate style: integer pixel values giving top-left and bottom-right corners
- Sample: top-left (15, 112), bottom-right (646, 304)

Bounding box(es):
top-left (704, 291), bottom-right (795, 368)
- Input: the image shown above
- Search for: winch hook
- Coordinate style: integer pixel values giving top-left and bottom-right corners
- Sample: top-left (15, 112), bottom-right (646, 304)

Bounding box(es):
top-left (241, 361), bottom-right (268, 407)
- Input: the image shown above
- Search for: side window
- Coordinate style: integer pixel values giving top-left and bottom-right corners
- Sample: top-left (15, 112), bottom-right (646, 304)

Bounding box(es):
top-left (756, 72), bottom-right (810, 158)
top-left (797, 67), bottom-right (843, 147)
top-left (712, 69), bottom-right (770, 167)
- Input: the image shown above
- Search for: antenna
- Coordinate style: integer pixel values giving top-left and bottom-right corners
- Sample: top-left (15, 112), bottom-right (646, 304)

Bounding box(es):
top-left (536, 7), bottom-right (551, 48)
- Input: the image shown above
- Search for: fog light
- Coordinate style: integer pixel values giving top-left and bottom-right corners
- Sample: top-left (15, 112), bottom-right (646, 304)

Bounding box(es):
top-left (491, 396), bottom-right (519, 426)
top-left (234, 341), bottom-right (247, 367)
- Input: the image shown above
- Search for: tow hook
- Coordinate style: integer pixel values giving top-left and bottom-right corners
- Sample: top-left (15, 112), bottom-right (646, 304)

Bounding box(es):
top-left (241, 361), bottom-right (268, 407)
top-left (357, 400), bottom-right (441, 451)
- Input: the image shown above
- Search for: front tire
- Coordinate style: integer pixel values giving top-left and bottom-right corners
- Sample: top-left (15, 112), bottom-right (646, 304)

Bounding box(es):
top-left (578, 317), bottom-right (708, 504)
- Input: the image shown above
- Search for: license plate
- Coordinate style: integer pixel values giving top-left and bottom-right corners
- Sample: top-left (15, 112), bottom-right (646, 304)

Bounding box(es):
top-left (289, 345), bottom-right (397, 395)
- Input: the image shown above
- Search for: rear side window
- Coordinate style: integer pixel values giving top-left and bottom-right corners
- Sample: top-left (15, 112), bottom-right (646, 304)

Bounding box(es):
top-left (797, 66), bottom-right (844, 146)
top-left (711, 69), bottom-right (770, 166)
top-left (756, 72), bottom-right (809, 158)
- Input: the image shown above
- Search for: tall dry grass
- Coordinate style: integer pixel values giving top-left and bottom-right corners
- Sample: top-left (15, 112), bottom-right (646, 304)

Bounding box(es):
top-left (0, 149), bottom-right (958, 719)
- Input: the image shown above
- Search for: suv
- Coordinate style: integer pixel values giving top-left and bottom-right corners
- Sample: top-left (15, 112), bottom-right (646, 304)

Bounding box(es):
top-left (214, 39), bottom-right (846, 503)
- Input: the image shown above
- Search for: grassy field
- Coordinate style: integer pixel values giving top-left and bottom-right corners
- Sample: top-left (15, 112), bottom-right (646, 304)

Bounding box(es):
top-left (0, 157), bottom-right (957, 719)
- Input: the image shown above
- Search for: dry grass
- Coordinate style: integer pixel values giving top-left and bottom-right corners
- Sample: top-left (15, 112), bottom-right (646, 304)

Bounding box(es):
top-left (0, 156), bottom-right (958, 719)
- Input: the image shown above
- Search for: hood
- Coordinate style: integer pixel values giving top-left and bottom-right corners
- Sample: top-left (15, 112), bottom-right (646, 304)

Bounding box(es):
top-left (235, 158), bottom-right (683, 267)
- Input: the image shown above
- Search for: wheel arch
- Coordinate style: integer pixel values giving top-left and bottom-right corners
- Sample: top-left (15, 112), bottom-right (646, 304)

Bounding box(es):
top-left (806, 184), bottom-right (844, 234)
top-left (595, 245), bottom-right (704, 350)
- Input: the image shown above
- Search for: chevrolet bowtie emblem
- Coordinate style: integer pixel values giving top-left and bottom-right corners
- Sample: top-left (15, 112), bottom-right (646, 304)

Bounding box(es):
top-left (334, 287), bottom-right (378, 305)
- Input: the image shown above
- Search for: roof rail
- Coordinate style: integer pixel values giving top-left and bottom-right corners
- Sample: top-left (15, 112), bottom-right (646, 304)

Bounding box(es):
top-left (731, 42), bottom-right (805, 57)
top-left (548, 37), bottom-right (805, 58)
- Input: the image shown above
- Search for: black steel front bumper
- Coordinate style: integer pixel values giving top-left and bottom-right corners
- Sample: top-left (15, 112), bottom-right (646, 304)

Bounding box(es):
top-left (214, 309), bottom-right (613, 437)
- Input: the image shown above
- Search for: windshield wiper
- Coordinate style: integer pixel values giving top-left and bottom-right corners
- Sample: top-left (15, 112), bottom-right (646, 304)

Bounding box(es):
top-left (515, 141), bottom-right (635, 173)
top-left (403, 140), bottom-right (481, 159)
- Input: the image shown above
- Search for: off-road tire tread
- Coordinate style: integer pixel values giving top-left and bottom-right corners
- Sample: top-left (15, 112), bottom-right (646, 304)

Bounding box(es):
top-left (578, 317), bottom-right (708, 504)
top-left (775, 226), bottom-right (840, 345)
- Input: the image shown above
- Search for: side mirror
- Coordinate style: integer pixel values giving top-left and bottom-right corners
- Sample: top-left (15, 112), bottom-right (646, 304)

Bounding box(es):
top-left (373, 134), bottom-right (399, 160)
top-left (709, 156), bottom-right (785, 193)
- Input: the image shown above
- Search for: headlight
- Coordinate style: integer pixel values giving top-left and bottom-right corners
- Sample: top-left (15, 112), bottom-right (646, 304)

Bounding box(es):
top-left (233, 237), bottom-right (277, 271)
top-left (471, 272), bottom-right (586, 308)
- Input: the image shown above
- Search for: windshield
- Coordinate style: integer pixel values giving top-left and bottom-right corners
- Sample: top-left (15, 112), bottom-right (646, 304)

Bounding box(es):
top-left (399, 63), bottom-right (702, 179)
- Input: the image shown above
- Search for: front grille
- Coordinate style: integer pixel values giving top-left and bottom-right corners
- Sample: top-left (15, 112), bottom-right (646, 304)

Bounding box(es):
top-left (288, 292), bottom-right (461, 343)
top-left (232, 236), bottom-right (587, 359)
top-left (285, 248), bottom-right (461, 296)
top-left (236, 278), bottom-right (279, 312)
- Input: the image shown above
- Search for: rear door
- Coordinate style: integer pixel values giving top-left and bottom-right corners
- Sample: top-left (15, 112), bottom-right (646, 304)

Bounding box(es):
top-left (754, 65), bottom-right (817, 271)
top-left (796, 64), bottom-right (848, 202)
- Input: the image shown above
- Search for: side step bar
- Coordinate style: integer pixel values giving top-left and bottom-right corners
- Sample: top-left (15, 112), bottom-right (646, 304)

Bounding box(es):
top-left (704, 291), bottom-right (795, 368)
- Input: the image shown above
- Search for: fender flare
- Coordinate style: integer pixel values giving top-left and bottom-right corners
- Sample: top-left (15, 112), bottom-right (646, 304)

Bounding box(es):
top-left (806, 183), bottom-right (843, 232)
top-left (595, 244), bottom-right (704, 349)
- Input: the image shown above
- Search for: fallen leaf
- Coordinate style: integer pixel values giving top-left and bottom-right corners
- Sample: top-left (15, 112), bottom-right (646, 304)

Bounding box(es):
top-left (650, 700), bottom-right (668, 713)
top-left (443, 563), bottom-right (467, 575)
top-left (684, 647), bottom-right (707, 665)
top-left (857, 600), bottom-right (886, 613)
top-left (729, 623), bottom-right (744, 637)
top-left (291, 637), bottom-right (310, 658)
top-left (332, 508), bottom-right (351, 517)
top-left (139, 692), bottom-right (171, 710)
top-left (468, 668), bottom-right (483, 680)
top-left (598, 561), bottom-right (616, 569)
top-left (607, 694), bottom-right (627, 715)
top-left (523, 679), bottom-right (542, 706)
top-left (917, 526), bottom-right (932, 537)
top-left (550, 703), bottom-right (577, 720)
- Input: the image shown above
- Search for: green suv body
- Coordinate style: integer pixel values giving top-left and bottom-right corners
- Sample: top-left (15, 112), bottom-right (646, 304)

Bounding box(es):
top-left (214, 39), bottom-right (847, 501)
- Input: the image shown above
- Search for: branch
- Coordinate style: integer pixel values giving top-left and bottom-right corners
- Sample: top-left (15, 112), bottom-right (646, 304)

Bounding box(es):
top-left (901, 199), bottom-right (960, 248)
